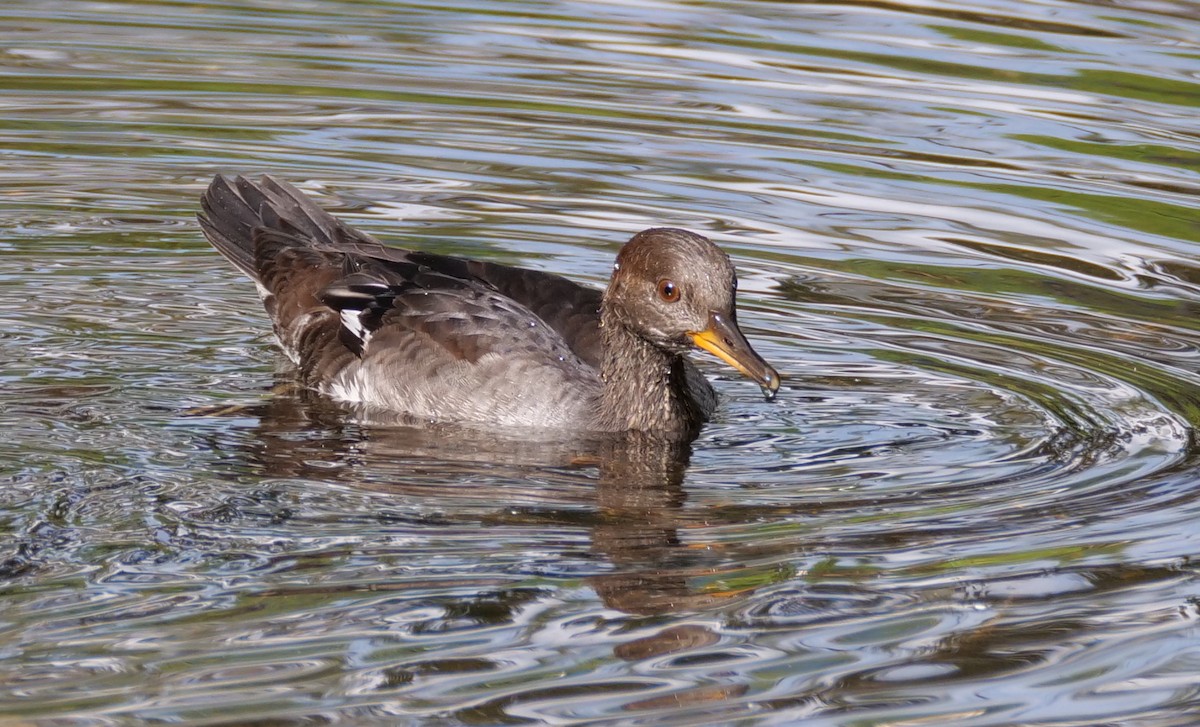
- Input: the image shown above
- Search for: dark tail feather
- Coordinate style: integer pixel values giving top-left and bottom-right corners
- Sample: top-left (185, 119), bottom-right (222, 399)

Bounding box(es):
top-left (198, 174), bottom-right (360, 281)
top-left (255, 175), bottom-right (347, 247)
top-left (198, 174), bottom-right (264, 280)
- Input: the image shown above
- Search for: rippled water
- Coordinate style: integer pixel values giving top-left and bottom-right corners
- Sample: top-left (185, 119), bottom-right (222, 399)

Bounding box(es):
top-left (3, 0), bottom-right (1200, 723)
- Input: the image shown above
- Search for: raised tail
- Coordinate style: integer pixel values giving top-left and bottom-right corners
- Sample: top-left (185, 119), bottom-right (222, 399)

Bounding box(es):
top-left (197, 174), bottom-right (360, 281)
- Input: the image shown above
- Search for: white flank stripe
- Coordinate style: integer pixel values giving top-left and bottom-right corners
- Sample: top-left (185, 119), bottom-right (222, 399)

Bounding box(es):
top-left (339, 308), bottom-right (368, 346)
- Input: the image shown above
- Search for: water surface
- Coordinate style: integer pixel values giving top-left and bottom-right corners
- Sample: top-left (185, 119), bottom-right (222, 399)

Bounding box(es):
top-left (3, 0), bottom-right (1200, 723)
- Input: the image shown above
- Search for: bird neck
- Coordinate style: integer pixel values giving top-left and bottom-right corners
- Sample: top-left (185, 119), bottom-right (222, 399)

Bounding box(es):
top-left (597, 307), bottom-right (701, 436)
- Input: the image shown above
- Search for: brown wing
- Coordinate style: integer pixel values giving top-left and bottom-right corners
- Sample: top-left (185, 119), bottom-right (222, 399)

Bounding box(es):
top-left (198, 174), bottom-right (603, 367)
top-left (250, 230), bottom-right (600, 425)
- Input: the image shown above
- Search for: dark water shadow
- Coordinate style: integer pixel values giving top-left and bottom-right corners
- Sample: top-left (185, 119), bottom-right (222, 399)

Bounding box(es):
top-left (198, 381), bottom-right (744, 652)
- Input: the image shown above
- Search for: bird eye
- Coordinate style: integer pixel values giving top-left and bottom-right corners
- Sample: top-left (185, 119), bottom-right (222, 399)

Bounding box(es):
top-left (657, 279), bottom-right (680, 303)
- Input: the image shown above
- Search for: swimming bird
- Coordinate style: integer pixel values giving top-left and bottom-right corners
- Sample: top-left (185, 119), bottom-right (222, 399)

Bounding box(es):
top-left (198, 175), bottom-right (779, 438)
